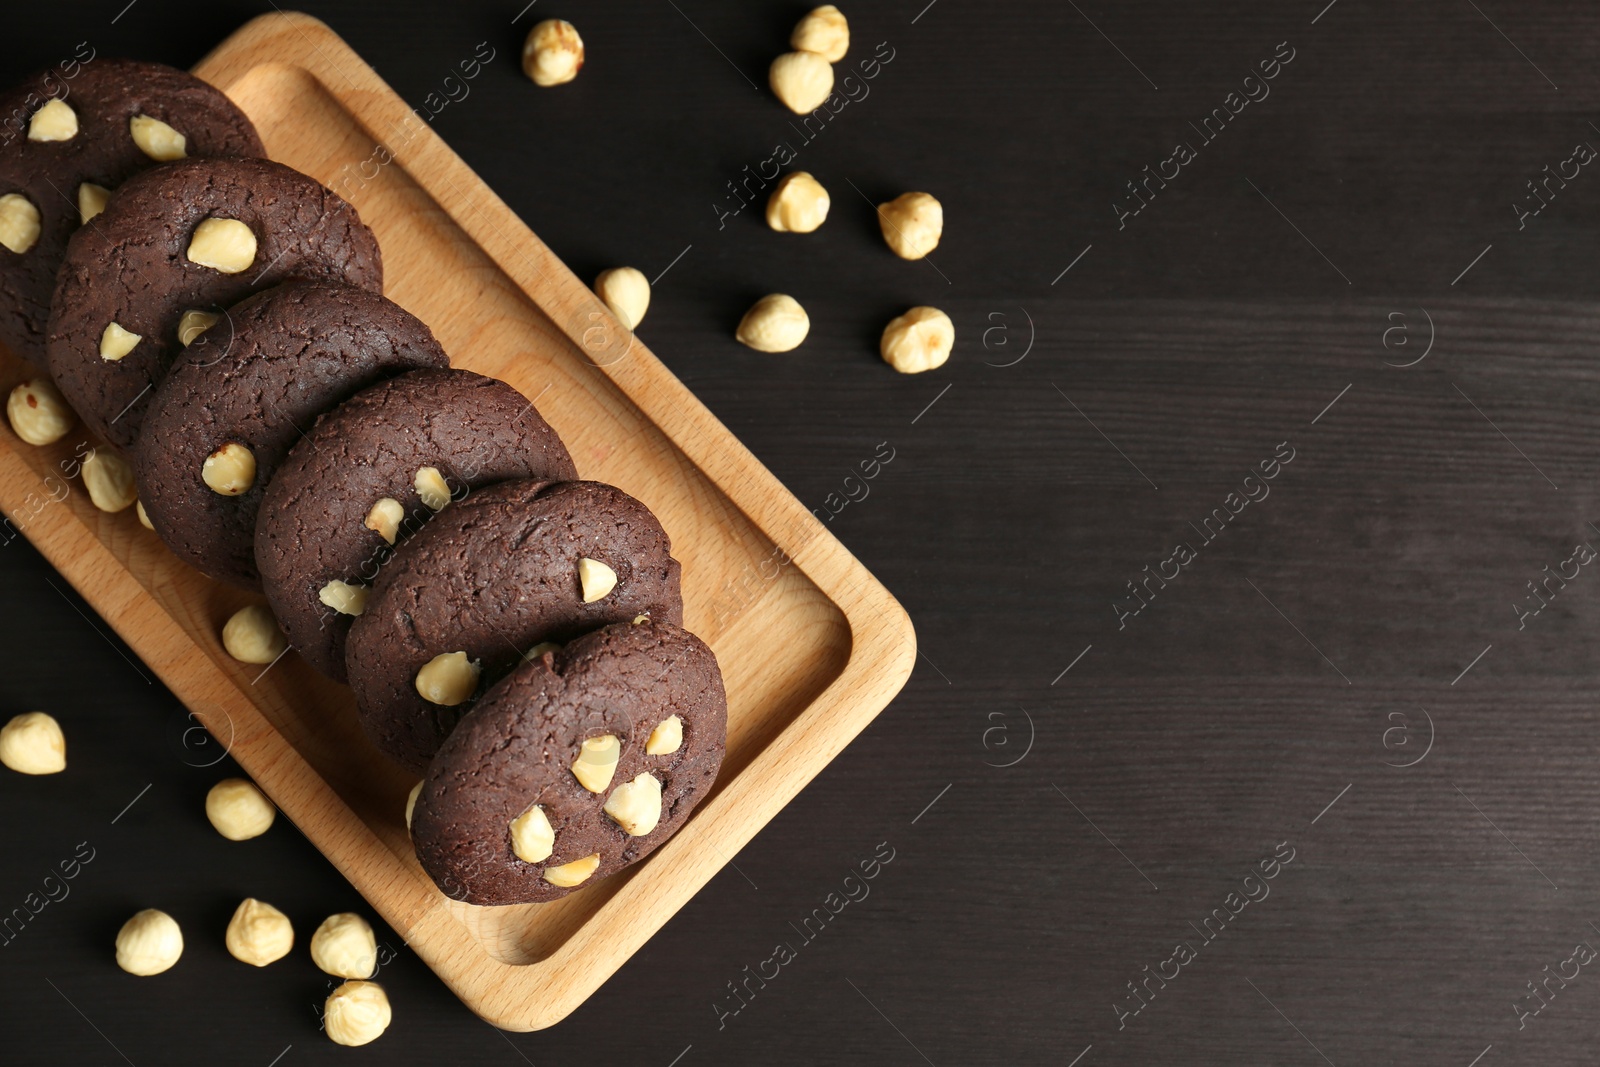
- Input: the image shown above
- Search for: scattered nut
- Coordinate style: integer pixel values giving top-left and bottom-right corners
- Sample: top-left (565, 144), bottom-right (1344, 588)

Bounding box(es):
top-left (7, 378), bottom-right (74, 446)
top-left (135, 499), bottom-right (154, 530)
top-left (0, 193), bottom-right (41, 254)
top-left (631, 613), bottom-right (650, 625)
top-left (201, 441), bottom-right (256, 496)
top-left (99, 321), bottom-right (141, 361)
top-left (414, 466), bottom-right (451, 511)
top-left (177, 309), bottom-right (220, 347)
top-left (310, 913), bottom-right (377, 980)
top-left (222, 603), bottom-right (287, 665)
top-left (405, 781), bottom-right (423, 830)
top-left (0, 712), bottom-right (65, 774)
top-left (129, 114), bottom-right (186, 161)
top-left (522, 19), bottom-right (584, 86)
top-left (880, 306), bottom-right (955, 374)
top-left (769, 51), bottom-right (834, 114)
top-left (577, 556), bottom-right (618, 603)
top-left (187, 218), bottom-right (257, 274)
top-left (604, 773), bottom-right (663, 836)
top-left (766, 171), bottom-right (830, 233)
top-left (83, 449), bottom-right (136, 512)
top-left (877, 191), bottom-right (943, 260)
top-left (509, 803), bottom-right (555, 863)
top-left (645, 715), bottom-right (683, 756)
top-left (115, 909), bottom-right (183, 976)
top-left (736, 293), bottom-right (809, 352)
top-left (542, 853), bottom-right (601, 888)
top-left (791, 4), bottom-right (850, 62)
top-left (414, 651), bottom-right (479, 706)
top-left (365, 497), bottom-right (404, 544)
top-left (523, 640), bottom-right (562, 661)
top-left (594, 267), bottom-right (650, 331)
top-left (324, 980), bottom-right (392, 1046)
top-left (318, 580), bottom-right (368, 617)
top-left (225, 898), bottom-right (294, 967)
top-left (77, 182), bottom-right (110, 224)
top-left (28, 98), bottom-right (78, 142)
top-left (205, 777), bottom-right (276, 841)
top-left (571, 733), bottom-right (620, 793)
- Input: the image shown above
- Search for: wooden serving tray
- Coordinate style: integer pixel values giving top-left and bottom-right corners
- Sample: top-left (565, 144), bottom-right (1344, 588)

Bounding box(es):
top-left (0, 13), bottom-right (914, 1030)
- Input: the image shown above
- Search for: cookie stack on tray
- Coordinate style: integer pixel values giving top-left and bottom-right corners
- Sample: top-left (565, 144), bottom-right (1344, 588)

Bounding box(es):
top-left (0, 59), bottom-right (726, 906)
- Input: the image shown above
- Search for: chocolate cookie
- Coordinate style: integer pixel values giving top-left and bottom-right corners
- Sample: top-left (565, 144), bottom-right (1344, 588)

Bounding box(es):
top-left (411, 618), bottom-right (727, 905)
top-left (133, 282), bottom-right (449, 589)
top-left (255, 368), bottom-right (578, 681)
top-left (46, 155), bottom-right (382, 450)
top-left (346, 479), bottom-right (684, 773)
top-left (0, 58), bottom-right (263, 366)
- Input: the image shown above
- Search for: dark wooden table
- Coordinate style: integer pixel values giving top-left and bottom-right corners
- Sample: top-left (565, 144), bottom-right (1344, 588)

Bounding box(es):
top-left (4, 1), bottom-right (1599, 1063)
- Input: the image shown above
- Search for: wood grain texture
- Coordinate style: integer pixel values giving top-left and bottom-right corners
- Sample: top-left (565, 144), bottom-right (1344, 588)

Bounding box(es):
top-left (0, 13), bottom-right (914, 1030)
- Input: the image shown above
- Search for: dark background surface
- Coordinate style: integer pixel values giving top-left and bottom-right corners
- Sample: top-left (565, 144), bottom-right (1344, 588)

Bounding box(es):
top-left (4, 0), bottom-right (1600, 1063)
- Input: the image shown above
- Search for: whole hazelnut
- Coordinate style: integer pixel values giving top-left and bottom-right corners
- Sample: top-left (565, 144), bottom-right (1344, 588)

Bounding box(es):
top-left (736, 294), bottom-right (810, 353)
top-left (791, 5), bottom-right (850, 62)
top-left (310, 913), bottom-right (378, 980)
top-left (6, 378), bottom-right (75, 446)
top-left (880, 306), bottom-right (955, 374)
top-left (769, 51), bottom-right (834, 114)
top-left (523, 19), bottom-right (584, 86)
top-left (205, 777), bottom-right (276, 840)
top-left (116, 909), bottom-right (184, 975)
top-left (594, 267), bottom-right (651, 330)
top-left (0, 711), bottom-right (65, 774)
top-left (877, 191), bottom-right (944, 260)
top-left (324, 980), bottom-right (392, 1046)
top-left (766, 172), bottom-right (830, 233)
top-left (225, 897), bottom-right (294, 967)
top-left (222, 604), bottom-right (287, 665)
top-left (82, 449), bottom-right (137, 513)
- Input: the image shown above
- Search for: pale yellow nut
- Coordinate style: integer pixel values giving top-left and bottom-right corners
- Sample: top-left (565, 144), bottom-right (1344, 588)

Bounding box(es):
top-left (523, 640), bottom-right (562, 661)
top-left (766, 171), bottom-right (830, 233)
top-left (310, 913), bottom-right (377, 980)
top-left (28, 98), bottom-right (78, 142)
top-left (414, 466), bottom-right (451, 511)
top-left (594, 267), bottom-right (650, 331)
top-left (205, 777), bottom-right (276, 841)
top-left (7, 378), bottom-right (74, 446)
top-left (877, 191), bottom-right (944, 260)
top-left (222, 603), bottom-right (287, 665)
top-left (791, 4), bottom-right (850, 61)
top-left (225, 897), bottom-right (293, 967)
top-left (881, 306), bottom-right (955, 374)
top-left (769, 51), bottom-right (834, 114)
top-left (177, 309), bottom-right (220, 347)
top-left (135, 499), bottom-right (154, 530)
top-left (522, 19), bottom-right (584, 86)
top-left (571, 733), bottom-right (620, 793)
top-left (324, 980), bottom-right (392, 1046)
top-left (509, 803), bottom-right (555, 863)
top-left (115, 909), bottom-right (183, 976)
top-left (0, 193), bottom-right (41, 254)
top-left (405, 781), bottom-right (423, 830)
top-left (0, 712), bottom-right (65, 774)
top-left (318, 579), bottom-right (368, 617)
top-left (631, 613), bottom-right (650, 625)
top-left (83, 449), bottom-right (136, 512)
top-left (415, 651), bottom-right (479, 706)
top-left (202, 441), bottom-right (256, 496)
top-left (577, 556), bottom-right (618, 603)
top-left (129, 114), bottom-right (186, 161)
top-left (187, 218), bottom-right (257, 274)
top-left (603, 773), bottom-right (663, 836)
top-left (365, 497), bottom-right (404, 544)
top-left (542, 853), bottom-right (600, 888)
top-left (77, 182), bottom-right (110, 224)
top-left (736, 294), bottom-right (809, 353)
top-left (645, 715), bottom-right (683, 756)
top-left (99, 321), bottom-right (141, 361)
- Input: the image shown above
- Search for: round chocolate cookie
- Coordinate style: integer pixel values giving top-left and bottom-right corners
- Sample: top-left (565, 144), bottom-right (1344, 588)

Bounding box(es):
top-left (255, 368), bottom-right (578, 681)
top-left (133, 282), bottom-right (449, 589)
top-left (0, 58), bottom-right (263, 366)
top-left (46, 155), bottom-right (383, 450)
top-left (411, 618), bottom-right (727, 906)
top-left (346, 479), bottom-right (684, 773)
